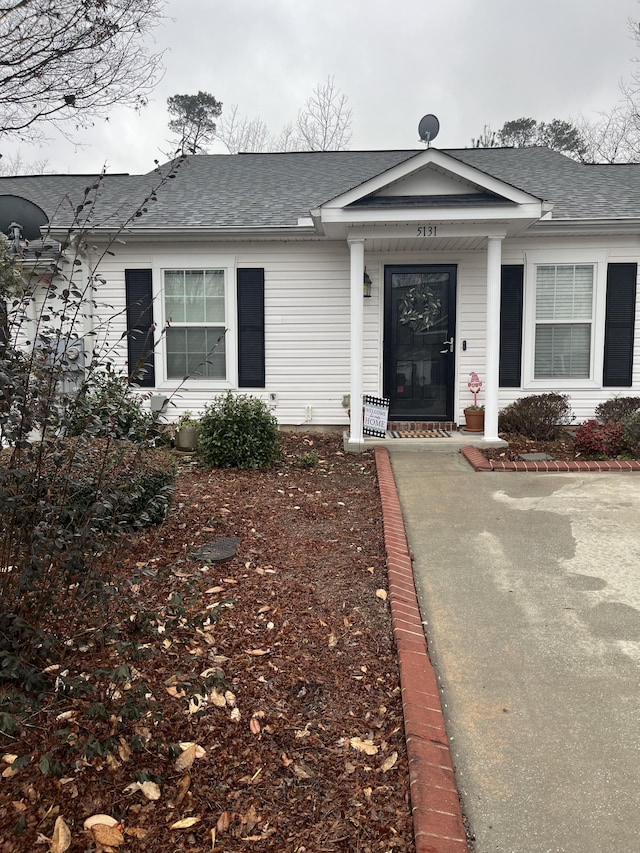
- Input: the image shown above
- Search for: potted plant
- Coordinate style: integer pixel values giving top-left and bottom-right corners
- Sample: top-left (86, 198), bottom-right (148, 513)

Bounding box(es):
top-left (463, 372), bottom-right (485, 433)
top-left (175, 410), bottom-right (199, 451)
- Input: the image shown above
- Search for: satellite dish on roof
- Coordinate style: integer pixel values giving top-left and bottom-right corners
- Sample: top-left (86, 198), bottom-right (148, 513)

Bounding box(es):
top-left (0, 195), bottom-right (48, 241)
top-left (418, 114), bottom-right (440, 146)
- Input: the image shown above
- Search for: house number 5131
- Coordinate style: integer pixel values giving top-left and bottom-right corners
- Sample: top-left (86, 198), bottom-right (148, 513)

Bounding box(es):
top-left (417, 225), bottom-right (437, 237)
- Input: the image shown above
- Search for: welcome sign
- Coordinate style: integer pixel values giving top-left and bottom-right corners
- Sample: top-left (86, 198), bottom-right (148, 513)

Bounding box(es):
top-left (363, 395), bottom-right (390, 438)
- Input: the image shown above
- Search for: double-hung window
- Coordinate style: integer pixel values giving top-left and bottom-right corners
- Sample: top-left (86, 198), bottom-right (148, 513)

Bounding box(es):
top-left (164, 269), bottom-right (226, 379)
top-left (534, 264), bottom-right (593, 379)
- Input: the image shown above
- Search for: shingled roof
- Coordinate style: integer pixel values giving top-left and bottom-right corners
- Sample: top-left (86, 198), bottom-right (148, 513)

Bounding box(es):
top-left (0, 147), bottom-right (639, 232)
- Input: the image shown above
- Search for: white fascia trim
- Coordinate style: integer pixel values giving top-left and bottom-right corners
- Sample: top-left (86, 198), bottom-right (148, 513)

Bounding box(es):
top-left (48, 224), bottom-right (320, 242)
top-left (320, 148), bottom-right (543, 209)
top-left (527, 218), bottom-right (640, 236)
top-left (320, 202), bottom-right (543, 225)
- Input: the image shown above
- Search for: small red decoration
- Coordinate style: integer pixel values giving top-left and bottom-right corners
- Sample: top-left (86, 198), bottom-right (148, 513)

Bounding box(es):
top-left (468, 371), bottom-right (482, 407)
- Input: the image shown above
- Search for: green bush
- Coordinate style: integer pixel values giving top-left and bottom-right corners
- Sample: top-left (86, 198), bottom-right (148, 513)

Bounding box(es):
top-left (622, 411), bottom-right (640, 457)
top-left (62, 441), bottom-right (177, 530)
top-left (297, 450), bottom-right (319, 469)
top-left (594, 396), bottom-right (640, 424)
top-left (198, 392), bottom-right (280, 469)
top-left (0, 440), bottom-right (176, 604)
top-left (498, 393), bottom-right (572, 440)
top-left (67, 373), bottom-right (154, 441)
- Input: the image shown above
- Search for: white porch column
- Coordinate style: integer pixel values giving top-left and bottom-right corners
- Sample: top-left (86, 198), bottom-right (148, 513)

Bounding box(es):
top-left (485, 236), bottom-right (503, 440)
top-left (348, 238), bottom-right (365, 447)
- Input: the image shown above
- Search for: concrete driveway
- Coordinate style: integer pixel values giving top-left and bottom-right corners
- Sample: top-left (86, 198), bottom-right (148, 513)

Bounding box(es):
top-left (389, 449), bottom-right (640, 853)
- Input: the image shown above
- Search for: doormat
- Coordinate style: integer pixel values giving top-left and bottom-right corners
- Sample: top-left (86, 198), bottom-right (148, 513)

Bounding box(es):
top-left (389, 429), bottom-right (452, 438)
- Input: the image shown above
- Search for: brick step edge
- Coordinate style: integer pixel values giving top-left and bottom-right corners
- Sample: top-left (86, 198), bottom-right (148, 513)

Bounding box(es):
top-left (461, 445), bottom-right (640, 473)
top-left (374, 447), bottom-right (469, 853)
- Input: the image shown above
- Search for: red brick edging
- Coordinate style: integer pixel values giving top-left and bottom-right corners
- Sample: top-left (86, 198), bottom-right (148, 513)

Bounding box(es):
top-left (374, 447), bottom-right (469, 853)
top-left (461, 445), bottom-right (640, 473)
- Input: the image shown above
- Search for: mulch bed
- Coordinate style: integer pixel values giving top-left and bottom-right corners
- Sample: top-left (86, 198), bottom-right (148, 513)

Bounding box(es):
top-left (482, 431), bottom-right (579, 462)
top-left (0, 434), bottom-right (414, 853)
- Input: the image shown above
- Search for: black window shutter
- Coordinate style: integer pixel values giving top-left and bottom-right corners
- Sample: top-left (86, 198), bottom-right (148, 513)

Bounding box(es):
top-left (125, 269), bottom-right (155, 387)
top-left (604, 263), bottom-right (637, 387)
top-left (499, 265), bottom-right (524, 388)
top-left (0, 300), bottom-right (7, 350)
top-left (237, 268), bottom-right (265, 388)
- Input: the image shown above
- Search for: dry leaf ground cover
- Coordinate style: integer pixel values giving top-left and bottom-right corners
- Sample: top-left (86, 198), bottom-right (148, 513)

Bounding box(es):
top-left (0, 433), bottom-right (414, 853)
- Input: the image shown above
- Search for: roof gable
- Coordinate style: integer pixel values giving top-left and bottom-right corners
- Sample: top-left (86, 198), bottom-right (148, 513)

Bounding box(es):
top-left (319, 148), bottom-right (543, 212)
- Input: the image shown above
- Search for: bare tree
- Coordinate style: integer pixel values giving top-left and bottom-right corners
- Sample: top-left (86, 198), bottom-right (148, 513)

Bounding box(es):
top-left (294, 76), bottom-right (352, 151)
top-left (0, 0), bottom-right (165, 140)
top-left (471, 125), bottom-right (498, 148)
top-left (575, 102), bottom-right (640, 163)
top-left (216, 105), bottom-right (269, 154)
top-left (0, 151), bottom-right (49, 175)
top-left (271, 122), bottom-right (301, 153)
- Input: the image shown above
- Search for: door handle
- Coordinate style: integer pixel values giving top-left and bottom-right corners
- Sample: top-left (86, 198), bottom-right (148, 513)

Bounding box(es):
top-left (440, 336), bottom-right (454, 353)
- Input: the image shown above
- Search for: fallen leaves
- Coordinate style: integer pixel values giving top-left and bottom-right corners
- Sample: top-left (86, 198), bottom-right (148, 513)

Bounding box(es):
top-left (49, 816), bottom-right (71, 853)
top-left (350, 736), bottom-right (379, 755)
top-left (170, 815), bottom-right (201, 829)
top-left (91, 823), bottom-right (125, 847)
top-left (174, 744), bottom-right (197, 772)
top-left (381, 750), bottom-right (398, 772)
top-left (0, 435), bottom-right (414, 853)
top-left (123, 780), bottom-right (161, 800)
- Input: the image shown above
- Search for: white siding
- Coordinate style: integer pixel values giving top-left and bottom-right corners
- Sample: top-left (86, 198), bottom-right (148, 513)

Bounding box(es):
top-left (76, 232), bottom-right (640, 429)
top-left (85, 239), bottom-right (354, 426)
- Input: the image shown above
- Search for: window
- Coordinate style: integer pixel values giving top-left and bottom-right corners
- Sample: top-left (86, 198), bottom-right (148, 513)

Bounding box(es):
top-left (534, 264), bottom-right (593, 379)
top-left (163, 269), bottom-right (226, 379)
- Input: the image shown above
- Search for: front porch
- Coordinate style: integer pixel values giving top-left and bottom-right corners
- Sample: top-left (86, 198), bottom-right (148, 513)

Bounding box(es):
top-left (344, 423), bottom-right (507, 453)
top-left (312, 147), bottom-right (547, 451)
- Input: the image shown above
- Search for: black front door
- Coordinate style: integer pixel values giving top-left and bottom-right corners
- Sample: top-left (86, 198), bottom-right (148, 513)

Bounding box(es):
top-left (384, 265), bottom-right (457, 421)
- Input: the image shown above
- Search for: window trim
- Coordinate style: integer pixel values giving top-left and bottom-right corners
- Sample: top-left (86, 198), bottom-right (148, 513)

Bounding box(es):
top-left (153, 254), bottom-right (237, 388)
top-left (522, 250), bottom-right (607, 389)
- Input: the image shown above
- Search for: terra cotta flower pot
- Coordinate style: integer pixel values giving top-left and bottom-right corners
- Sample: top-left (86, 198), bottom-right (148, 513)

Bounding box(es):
top-left (463, 408), bottom-right (485, 433)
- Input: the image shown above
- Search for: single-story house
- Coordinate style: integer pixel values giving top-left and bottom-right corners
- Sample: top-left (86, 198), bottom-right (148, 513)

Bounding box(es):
top-left (1, 145), bottom-right (639, 448)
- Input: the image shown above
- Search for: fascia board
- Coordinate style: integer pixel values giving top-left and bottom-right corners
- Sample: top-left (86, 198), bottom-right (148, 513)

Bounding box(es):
top-left (47, 224), bottom-right (320, 242)
top-left (320, 148), bottom-right (542, 209)
top-left (527, 218), bottom-right (640, 236)
top-left (320, 202), bottom-right (543, 224)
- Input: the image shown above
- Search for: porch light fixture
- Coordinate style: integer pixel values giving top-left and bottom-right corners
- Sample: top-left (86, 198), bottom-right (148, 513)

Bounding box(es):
top-left (363, 268), bottom-right (372, 298)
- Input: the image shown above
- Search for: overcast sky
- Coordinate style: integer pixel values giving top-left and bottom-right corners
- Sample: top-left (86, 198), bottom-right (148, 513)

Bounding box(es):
top-left (3, 0), bottom-right (640, 174)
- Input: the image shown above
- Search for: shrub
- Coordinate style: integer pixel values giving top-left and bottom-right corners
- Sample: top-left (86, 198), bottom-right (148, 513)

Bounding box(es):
top-left (198, 392), bottom-right (281, 469)
top-left (297, 450), bottom-right (319, 469)
top-left (594, 396), bottom-right (640, 424)
top-left (498, 393), bottom-right (572, 440)
top-left (622, 411), bottom-right (640, 457)
top-left (574, 420), bottom-right (624, 459)
top-left (0, 439), bottom-right (176, 611)
top-left (67, 372), bottom-right (154, 441)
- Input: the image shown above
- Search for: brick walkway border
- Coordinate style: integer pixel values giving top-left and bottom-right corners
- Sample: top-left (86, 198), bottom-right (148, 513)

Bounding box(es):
top-left (374, 447), bottom-right (469, 853)
top-left (461, 445), bottom-right (640, 473)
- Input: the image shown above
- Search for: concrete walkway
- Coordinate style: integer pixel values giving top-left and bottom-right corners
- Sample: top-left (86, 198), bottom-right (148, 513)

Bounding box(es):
top-left (389, 449), bottom-right (640, 853)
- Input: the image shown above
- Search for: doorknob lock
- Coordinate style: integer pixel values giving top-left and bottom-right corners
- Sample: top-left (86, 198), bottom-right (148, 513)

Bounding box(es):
top-left (440, 336), bottom-right (454, 353)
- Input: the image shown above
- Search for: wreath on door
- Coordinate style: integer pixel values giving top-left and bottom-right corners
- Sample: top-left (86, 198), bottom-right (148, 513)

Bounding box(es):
top-left (398, 284), bottom-right (441, 333)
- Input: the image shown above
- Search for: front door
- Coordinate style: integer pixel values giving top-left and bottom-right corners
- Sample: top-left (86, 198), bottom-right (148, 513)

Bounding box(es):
top-left (384, 265), bottom-right (457, 421)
